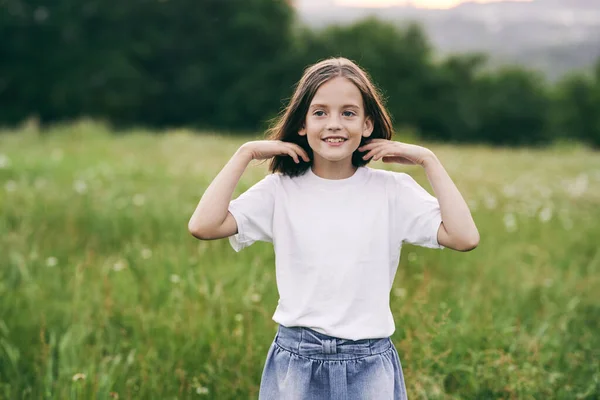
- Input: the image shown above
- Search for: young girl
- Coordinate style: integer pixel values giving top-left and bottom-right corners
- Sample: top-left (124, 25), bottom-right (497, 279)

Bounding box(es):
top-left (189, 57), bottom-right (479, 400)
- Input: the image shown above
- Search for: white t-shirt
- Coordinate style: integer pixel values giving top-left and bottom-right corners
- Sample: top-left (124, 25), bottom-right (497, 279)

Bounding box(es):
top-left (228, 166), bottom-right (444, 340)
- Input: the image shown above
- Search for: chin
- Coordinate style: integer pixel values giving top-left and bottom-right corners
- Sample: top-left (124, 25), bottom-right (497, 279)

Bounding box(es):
top-left (317, 153), bottom-right (354, 162)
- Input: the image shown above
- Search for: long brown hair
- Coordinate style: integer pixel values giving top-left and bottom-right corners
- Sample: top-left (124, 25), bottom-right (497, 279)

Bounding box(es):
top-left (266, 57), bottom-right (394, 177)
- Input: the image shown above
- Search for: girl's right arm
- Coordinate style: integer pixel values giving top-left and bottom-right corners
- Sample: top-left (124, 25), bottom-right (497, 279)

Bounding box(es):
top-left (187, 141), bottom-right (310, 240)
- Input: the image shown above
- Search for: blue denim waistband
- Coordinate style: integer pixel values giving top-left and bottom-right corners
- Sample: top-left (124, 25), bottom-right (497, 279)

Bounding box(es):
top-left (274, 324), bottom-right (392, 361)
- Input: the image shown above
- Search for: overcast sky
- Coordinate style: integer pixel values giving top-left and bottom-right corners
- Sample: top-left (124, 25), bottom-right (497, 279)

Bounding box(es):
top-left (336, 0), bottom-right (531, 9)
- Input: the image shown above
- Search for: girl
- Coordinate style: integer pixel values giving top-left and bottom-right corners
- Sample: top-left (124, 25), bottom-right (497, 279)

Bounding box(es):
top-left (188, 57), bottom-right (479, 399)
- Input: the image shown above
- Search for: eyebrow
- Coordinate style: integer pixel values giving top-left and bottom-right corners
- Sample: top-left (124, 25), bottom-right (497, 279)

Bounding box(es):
top-left (309, 103), bottom-right (361, 110)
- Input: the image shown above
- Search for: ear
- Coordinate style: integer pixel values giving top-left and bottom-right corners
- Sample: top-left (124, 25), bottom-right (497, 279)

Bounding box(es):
top-left (362, 117), bottom-right (374, 138)
top-left (299, 124), bottom-right (306, 136)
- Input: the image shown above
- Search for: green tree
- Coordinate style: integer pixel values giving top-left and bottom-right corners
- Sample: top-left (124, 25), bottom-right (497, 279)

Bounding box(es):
top-left (418, 53), bottom-right (489, 143)
top-left (553, 59), bottom-right (600, 148)
top-left (475, 68), bottom-right (551, 146)
top-left (0, 0), bottom-right (296, 129)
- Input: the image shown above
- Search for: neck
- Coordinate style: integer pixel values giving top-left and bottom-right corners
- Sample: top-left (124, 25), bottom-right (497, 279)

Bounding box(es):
top-left (311, 157), bottom-right (357, 180)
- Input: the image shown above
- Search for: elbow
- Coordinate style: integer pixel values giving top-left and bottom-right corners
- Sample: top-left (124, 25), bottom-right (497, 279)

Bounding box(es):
top-left (188, 221), bottom-right (211, 240)
top-left (460, 232), bottom-right (480, 252)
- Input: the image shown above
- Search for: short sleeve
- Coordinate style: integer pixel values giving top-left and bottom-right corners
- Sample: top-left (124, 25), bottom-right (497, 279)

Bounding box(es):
top-left (394, 173), bottom-right (444, 249)
top-left (227, 173), bottom-right (278, 252)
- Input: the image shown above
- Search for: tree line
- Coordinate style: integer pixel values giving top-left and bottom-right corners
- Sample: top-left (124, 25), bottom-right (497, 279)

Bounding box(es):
top-left (1, 0), bottom-right (599, 147)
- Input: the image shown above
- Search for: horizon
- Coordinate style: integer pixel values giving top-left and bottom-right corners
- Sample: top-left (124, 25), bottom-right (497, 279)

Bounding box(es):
top-left (335, 0), bottom-right (532, 9)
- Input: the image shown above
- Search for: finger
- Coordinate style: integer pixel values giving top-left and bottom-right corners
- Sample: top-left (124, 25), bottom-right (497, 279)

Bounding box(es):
top-left (362, 144), bottom-right (388, 160)
top-left (358, 142), bottom-right (381, 152)
top-left (358, 143), bottom-right (372, 151)
top-left (292, 144), bottom-right (310, 162)
top-left (286, 149), bottom-right (300, 164)
top-left (285, 143), bottom-right (310, 162)
top-left (372, 148), bottom-right (392, 161)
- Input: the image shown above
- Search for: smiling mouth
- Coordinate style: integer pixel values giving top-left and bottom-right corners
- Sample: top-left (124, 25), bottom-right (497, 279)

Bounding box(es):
top-left (322, 137), bottom-right (347, 143)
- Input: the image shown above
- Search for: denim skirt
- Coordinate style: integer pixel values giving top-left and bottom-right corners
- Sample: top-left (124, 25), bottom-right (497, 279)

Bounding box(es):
top-left (258, 324), bottom-right (408, 400)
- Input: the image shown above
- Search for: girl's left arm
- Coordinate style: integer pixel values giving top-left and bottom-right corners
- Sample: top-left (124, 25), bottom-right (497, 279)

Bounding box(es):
top-left (359, 139), bottom-right (480, 252)
top-left (422, 152), bottom-right (479, 252)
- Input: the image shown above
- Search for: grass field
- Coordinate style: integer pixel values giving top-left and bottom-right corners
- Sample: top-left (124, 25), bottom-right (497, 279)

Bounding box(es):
top-left (1, 120), bottom-right (599, 399)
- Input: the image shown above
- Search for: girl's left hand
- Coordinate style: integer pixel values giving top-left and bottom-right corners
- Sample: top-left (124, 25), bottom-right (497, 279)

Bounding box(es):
top-left (359, 139), bottom-right (434, 166)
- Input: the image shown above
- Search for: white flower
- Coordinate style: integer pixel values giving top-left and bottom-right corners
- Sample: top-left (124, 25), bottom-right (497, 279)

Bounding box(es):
top-left (46, 257), bottom-right (58, 267)
top-left (170, 274), bottom-right (181, 284)
top-left (234, 313), bottom-right (243, 322)
top-left (113, 260), bottom-right (127, 271)
top-left (250, 293), bottom-right (261, 303)
top-left (73, 180), bottom-right (87, 194)
top-left (132, 194), bottom-right (145, 206)
top-left (72, 373), bottom-right (86, 382)
top-left (140, 248), bottom-right (152, 259)
top-left (4, 180), bottom-right (16, 192)
top-left (483, 194), bottom-right (497, 210)
top-left (0, 154), bottom-right (10, 169)
top-left (502, 185), bottom-right (517, 198)
top-left (538, 206), bottom-right (553, 223)
top-left (503, 213), bottom-right (517, 232)
top-left (196, 386), bottom-right (209, 395)
top-left (567, 174), bottom-right (588, 198)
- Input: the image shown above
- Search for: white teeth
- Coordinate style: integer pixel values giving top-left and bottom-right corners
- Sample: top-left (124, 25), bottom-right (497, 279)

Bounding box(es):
top-left (324, 138), bottom-right (345, 143)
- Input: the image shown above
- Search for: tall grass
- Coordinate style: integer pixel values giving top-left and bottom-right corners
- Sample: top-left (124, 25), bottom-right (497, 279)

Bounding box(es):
top-left (1, 121), bottom-right (599, 399)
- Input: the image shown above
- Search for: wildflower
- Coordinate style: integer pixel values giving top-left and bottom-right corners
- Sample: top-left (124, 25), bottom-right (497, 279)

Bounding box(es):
top-left (73, 180), bottom-right (87, 194)
top-left (140, 248), bottom-right (152, 259)
top-left (196, 386), bottom-right (209, 395)
top-left (567, 174), bottom-right (588, 198)
top-left (503, 213), bottom-right (517, 232)
top-left (0, 154), bottom-right (10, 169)
top-left (502, 184), bottom-right (516, 198)
top-left (250, 293), bottom-right (261, 303)
top-left (538, 207), bottom-right (553, 223)
top-left (483, 194), bottom-right (497, 210)
top-left (234, 313), bottom-right (243, 322)
top-left (170, 274), bottom-right (181, 284)
top-left (4, 180), bottom-right (16, 192)
top-left (46, 257), bottom-right (58, 267)
top-left (72, 373), bottom-right (86, 382)
top-left (132, 194), bottom-right (145, 206)
top-left (113, 260), bottom-right (127, 272)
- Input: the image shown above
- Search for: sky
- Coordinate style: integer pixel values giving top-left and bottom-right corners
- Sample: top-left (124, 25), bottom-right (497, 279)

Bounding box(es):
top-left (336, 0), bottom-right (531, 9)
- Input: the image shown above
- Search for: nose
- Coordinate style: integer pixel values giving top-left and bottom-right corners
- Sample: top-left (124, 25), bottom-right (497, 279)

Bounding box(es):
top-left (326, 115), bottom-right (342, 131)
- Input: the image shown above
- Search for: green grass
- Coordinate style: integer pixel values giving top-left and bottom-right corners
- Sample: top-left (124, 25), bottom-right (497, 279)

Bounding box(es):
top-left (1, 120), bottom-right (599, 399)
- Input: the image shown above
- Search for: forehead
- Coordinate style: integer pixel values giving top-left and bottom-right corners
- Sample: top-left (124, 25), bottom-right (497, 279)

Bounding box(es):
top-left (311, 77), bottom-right (363, 107)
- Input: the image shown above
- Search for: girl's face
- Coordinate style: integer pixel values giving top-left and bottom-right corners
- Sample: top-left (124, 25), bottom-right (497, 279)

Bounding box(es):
top-left (299, 77), bottom-right (373, 168)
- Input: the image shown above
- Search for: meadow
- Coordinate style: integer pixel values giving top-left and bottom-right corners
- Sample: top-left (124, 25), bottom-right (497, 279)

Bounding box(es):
top-left (1, 120), bottom-right (599, 399)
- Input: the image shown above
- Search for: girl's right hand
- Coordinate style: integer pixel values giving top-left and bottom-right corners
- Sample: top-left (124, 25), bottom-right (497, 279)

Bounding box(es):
top-left (240, 141), bottom-right (310, 164)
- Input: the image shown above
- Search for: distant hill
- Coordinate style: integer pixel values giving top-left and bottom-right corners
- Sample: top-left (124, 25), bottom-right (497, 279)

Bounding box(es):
top-left (295, 0), bottom-right (600, 79)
